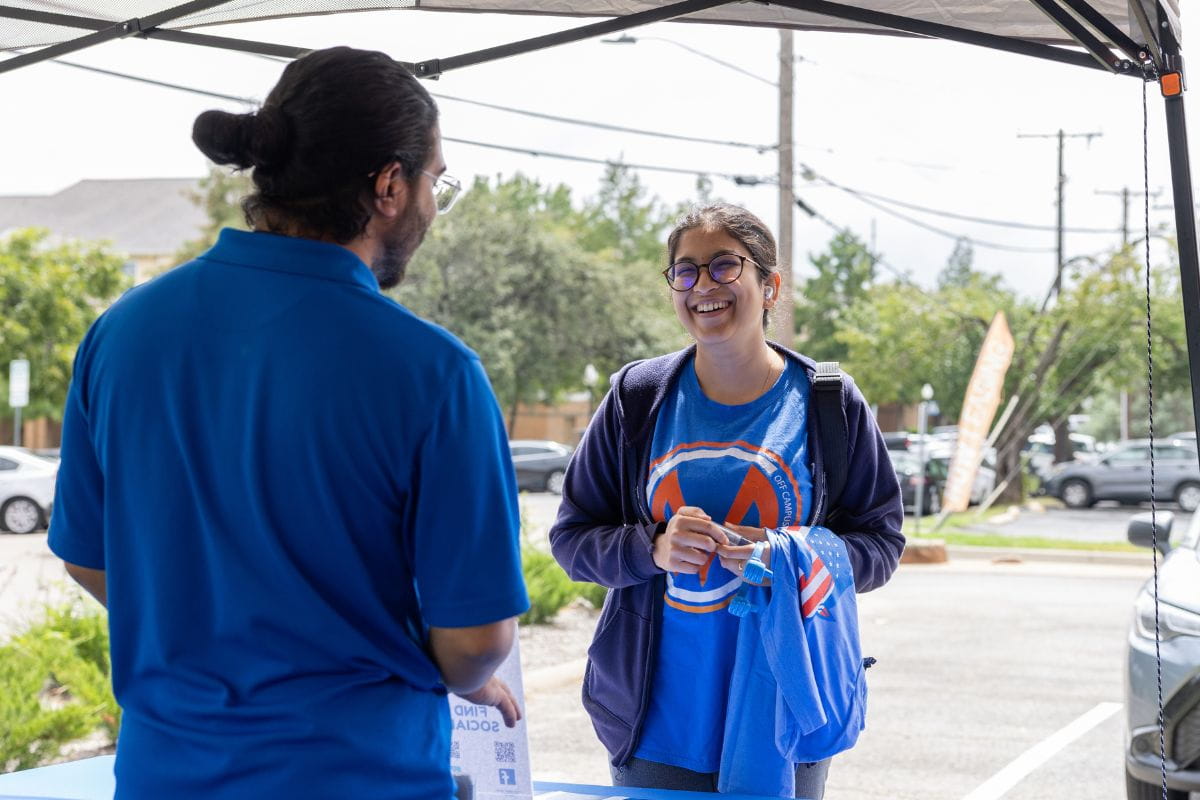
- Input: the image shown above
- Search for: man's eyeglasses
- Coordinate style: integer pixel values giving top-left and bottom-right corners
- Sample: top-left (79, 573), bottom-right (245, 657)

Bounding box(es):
top-left (662, 254), bottom-right (755, 292)
top-left (422, 169), bottom-right (462, 215)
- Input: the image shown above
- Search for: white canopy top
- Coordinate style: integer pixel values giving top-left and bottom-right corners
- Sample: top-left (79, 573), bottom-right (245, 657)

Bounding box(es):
top-left (0, 0), bottom-right (1182, 56)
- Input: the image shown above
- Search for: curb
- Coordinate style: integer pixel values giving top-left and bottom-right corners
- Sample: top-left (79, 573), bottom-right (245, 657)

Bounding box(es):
top-left (523, 657), bottom-right (587, 696)
top-left (943, 544), bottom-right (1150, 566)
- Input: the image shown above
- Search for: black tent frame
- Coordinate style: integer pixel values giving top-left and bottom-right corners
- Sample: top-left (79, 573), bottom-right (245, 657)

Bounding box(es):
top-left (2, 0), bottom-right (1199, 438)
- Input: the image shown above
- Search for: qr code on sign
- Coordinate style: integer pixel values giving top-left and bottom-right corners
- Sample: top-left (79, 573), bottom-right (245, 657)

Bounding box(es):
top-left (494, 740), bottom-right (516, 763)
top-left (450, 740), bottom-right (460, 760)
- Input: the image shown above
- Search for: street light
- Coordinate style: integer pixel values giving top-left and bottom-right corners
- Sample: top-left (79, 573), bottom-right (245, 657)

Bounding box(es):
top-left (601, 31), bottom-right (797, 348)
top-left (600, 34), bottom-right (777, 87)
top-left (915, 383), bottom-right (935, 533)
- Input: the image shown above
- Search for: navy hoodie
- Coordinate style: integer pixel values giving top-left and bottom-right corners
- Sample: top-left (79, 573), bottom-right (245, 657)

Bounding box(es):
top-left (548, 343), bottom-right (905, 767)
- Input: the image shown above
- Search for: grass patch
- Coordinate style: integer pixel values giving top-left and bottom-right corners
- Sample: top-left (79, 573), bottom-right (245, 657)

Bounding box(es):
top-left (935, 531), bottom-right (1141, 552)
top-left (903, 505), bottom-right (1142, 552)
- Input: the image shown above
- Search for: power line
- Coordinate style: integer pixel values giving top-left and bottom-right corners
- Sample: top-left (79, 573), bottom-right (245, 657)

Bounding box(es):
top-left (803, 174), bottom-right (1057, 253)
top-left (795, 198), bottom-right (918, 286)
top-left (430, 91), bottom-right (775, 153)
top-left (41, 55), bottom-right (772, 185)
top-left (44, 54), bottom-right (258, 104)
top-left (814, 176), bottom-right (1128, 234)
top-left (442, 136), bottom-right (768, 183)
top-left (45, 55), bottom-right (777, 154)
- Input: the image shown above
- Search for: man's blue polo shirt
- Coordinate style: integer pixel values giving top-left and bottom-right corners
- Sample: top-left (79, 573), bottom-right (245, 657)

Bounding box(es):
top-left (49, 228), bottom-right (529, 799)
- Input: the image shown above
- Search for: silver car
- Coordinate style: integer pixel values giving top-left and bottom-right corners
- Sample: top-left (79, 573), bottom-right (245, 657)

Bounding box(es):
top-left (1124, 511), bottom-right (1200, 799)
top-left (1044, 440), bottom-right (1200, 512)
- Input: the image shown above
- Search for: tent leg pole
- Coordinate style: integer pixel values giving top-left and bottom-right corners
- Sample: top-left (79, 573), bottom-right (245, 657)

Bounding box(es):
top-left (1163, 92), bottom-right (1200, 446)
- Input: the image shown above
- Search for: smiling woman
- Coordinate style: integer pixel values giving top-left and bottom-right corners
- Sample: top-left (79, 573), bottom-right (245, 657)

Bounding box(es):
top-left (547, 202), bottom-right (905, 798)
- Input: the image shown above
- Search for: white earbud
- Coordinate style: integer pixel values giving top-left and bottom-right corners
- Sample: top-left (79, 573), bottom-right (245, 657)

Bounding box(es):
top-left (764, 286), bottom-right (775, 299)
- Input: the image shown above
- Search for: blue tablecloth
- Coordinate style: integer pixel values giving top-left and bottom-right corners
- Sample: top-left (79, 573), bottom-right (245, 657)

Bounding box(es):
top-left (0, 757), bottom-right (786, 800)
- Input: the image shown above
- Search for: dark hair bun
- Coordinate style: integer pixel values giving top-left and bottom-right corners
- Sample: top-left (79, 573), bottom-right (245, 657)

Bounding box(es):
top-left (192, 106), bottom-right (291, 170)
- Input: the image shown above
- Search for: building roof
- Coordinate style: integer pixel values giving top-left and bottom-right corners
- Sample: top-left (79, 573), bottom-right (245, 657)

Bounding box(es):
top-left (0, 178), bottom-right (208, 257)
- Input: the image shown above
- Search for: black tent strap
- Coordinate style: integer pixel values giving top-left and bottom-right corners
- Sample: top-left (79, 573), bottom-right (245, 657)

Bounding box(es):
top-left (1026, 0), bottom-right (1124, 72)
top-left (412, 0), bottom-right (740, 78)
top-left (769, 0), bottom-right (1139, 77)
top-left (0, 4), bottom-right (310, 72)
top-left (133, 30), bottom-right (310, 60)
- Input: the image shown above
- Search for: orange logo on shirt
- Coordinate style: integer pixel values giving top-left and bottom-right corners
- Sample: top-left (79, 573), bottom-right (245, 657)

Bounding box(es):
top-left (648, 441), bottom-right (802, 614)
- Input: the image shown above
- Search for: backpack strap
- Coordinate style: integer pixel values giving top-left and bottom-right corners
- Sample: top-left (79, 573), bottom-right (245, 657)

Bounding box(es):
top-left (813, 361), bottom-right (848, 511)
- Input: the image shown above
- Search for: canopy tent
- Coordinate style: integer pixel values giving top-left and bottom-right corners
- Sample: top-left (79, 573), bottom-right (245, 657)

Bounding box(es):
top-left (1, 0), bottom-right (1198, 438)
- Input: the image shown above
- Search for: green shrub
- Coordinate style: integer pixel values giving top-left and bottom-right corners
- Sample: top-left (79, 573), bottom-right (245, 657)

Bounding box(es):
top-left (0, 604), bottom-right (118, 773)
top-left (519, 548), bottom-right (579, 625)
top-left (573, 581), bottom-right (608, 610)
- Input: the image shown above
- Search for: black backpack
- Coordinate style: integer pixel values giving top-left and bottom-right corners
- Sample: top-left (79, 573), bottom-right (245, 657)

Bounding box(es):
top-left (812, 361), bottom-right (849, 512)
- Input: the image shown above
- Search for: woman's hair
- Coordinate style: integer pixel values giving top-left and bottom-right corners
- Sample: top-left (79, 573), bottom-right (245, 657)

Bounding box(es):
top-left (666, 203), bottom-right (779, 329)
top-left (191, 46), bottom-right (439, 244)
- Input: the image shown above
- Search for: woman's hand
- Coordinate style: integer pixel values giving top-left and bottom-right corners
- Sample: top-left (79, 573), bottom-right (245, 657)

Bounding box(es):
top-left (652, 506), bottom-right (729, 574)
top-left (716, 524), bottom-right (772, 585)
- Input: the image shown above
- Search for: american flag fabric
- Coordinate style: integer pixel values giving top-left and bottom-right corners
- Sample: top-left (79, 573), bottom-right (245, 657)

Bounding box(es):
top-left (787, 525), bottom-right (854, 619)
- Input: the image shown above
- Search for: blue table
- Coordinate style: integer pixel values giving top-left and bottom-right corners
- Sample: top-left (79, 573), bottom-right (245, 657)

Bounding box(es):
top-left (0, 757), bottom-right (786, 800)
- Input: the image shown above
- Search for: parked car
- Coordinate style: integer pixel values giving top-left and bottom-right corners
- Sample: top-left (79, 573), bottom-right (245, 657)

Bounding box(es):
top-left (882, 431), bottom-right (934, 452)
top-left (884, 437), bottom-right (994, 507)
top-left (0, 446), bottom-right (58, 534)
top-left (1043, 440), bottom-right (1200, 511)
top-left (927, 446), bottom-right (998, 506)
top-left (890, 450), bottom-right (945, 515)
top-left (1124, 510), bottom-right (1200, 799)
top-left (509, 439), bottom-right (573, 494)
top-left (1169, 431), bottom-right (1197, 446)
top-left (1025, 432), bottom-right (1099, 482)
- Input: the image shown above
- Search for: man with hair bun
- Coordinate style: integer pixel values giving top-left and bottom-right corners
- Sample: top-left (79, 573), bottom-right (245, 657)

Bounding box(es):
top-left (49, 46), bottom-right (528, 799)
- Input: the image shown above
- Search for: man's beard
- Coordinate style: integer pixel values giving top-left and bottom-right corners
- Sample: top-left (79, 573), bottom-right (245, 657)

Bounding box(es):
top-left (372, 205), bottom-right (431, 290)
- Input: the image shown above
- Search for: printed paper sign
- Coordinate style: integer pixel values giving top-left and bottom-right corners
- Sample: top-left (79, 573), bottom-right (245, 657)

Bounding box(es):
top-left (449, 637), bottom-right (532, 800)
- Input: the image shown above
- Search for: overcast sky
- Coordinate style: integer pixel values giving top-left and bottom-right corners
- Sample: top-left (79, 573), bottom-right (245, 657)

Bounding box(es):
top-left (0, 8), bottom-right (1190, 299)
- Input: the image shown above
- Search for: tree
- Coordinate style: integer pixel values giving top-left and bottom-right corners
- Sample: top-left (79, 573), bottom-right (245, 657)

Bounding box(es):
top-left (835, 271), bottom-right (1025, 422)
top-left (174, 167), bottom-right (252, 264)
top-left (938, 238), bottom-right (975, 289)
top-left (577, 164), bottom-right (683, 264)
top-left (393, 174), bottom-right (678, 431)
top-left (989, 247), bottom-right (1187, 502)
top-left (795, 230), bottom-right (876, 362)
top-left (0, 229), bottom-right (129, 420)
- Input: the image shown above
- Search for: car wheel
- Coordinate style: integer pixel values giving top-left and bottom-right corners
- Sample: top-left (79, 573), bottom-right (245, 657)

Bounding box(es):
top-left (1125, 767), bottom-right (1187, 800)
top-left (1, 497), bottom-right (43, 534)
top-left (1060, 479), bottom-right (1094, 509)
top-left (545, 470), bottom-right (566, 495)
top-left (1174, 481), bottom-right (1200, 513)
top-left (925, 489), bottom-right (941, 516)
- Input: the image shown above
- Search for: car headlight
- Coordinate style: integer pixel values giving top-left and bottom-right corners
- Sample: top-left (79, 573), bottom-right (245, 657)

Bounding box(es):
top-left (1135, 592), bottom-right (1200, 640)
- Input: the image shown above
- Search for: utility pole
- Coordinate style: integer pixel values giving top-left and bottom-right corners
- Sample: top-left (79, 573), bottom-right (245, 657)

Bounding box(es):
top-left (1096, 186), bottom-right (1160, 441)
top-left (1097, 186), bottom-right (1162, 246)
top-left (1018, 129), bottom-right (1102, 299)
top-left (776, 29), bottom-right (795, 349)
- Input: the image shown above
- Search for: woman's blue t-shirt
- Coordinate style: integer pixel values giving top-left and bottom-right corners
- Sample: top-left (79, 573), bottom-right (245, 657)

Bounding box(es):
top-left (635, 358), bottom-right (814, 773)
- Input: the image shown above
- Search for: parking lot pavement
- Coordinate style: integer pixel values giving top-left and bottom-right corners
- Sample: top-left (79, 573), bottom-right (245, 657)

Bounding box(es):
top-left (963, 503), bottom-right (1194, 545)
top-left (833, 558), bottom-right (1150, 800)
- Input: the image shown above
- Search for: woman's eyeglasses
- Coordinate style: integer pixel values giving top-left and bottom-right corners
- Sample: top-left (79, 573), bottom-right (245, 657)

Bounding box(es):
top-left (662, 254), bottom-right (755, 292)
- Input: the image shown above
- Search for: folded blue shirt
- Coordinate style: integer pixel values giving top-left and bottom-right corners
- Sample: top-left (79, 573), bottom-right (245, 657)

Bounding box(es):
top-left (719, 526), bottom-right (868, 796)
